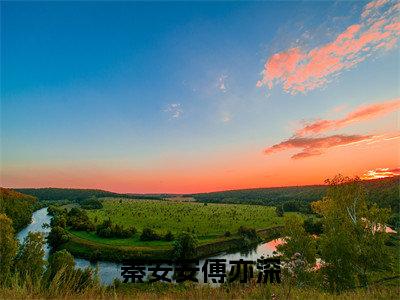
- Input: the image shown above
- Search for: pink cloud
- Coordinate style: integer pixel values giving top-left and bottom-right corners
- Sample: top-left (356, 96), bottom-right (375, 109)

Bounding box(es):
top-left (257, 0), bottom-right (400, 94)
top-left (296, 98), bottom-right (400, 136)
top-left (264, 134), bottom-right (374, 159)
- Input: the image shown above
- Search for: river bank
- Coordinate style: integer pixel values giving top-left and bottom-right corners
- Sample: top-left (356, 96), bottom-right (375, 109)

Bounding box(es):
top-left (19, 207), bottom-right (285, 284)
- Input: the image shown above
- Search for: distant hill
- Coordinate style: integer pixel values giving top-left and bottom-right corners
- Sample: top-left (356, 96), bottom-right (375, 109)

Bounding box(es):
top-left (191, 176), bottom-right (400, 214)
top-left (14, 188), bottom-right (164, 202)
top-left (0, 188), bottom-right (37, 230)
top-left (13, 176), bottom-right (399, 214)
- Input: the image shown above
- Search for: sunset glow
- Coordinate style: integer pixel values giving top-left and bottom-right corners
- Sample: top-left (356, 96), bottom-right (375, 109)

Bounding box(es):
top-left (1, 0), bottom-right (399, 193)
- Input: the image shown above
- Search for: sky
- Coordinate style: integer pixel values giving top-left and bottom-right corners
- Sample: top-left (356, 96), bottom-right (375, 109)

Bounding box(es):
top-left (1, 0), bottom-right (399, 193)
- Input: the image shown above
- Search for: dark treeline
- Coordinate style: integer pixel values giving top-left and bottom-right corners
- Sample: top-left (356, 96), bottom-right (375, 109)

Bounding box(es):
top-left (15, 188), bottom-right (164, 202)
top-left (192, 176), bottom-right (400, 226)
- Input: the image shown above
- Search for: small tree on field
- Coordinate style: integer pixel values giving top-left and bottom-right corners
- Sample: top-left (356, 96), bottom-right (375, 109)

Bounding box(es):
top-left (276, 205), bottom-right (284, 217)
top-left (173, 231), bottom-right (199, 259)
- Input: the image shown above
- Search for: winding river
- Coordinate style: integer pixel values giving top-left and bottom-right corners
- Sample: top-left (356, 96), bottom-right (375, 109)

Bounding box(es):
top-left (18, 208), bottom-right (283, 285)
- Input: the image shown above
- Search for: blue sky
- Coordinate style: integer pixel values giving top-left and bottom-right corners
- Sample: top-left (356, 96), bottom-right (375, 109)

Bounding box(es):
top-left (1, 1), bottom-right (399, 193)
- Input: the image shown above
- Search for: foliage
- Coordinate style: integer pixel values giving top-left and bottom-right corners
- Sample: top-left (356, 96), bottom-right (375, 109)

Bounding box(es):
top-left (164, 231), bottom-right (174, 241)
top-left (48, 226), bottom-right (70, 249)
top-left (85, 198), bottom-right (282, 238)
top-left (238, 226), bottom-right (258, 240)
top-left (140, 227), bottom-right (162, 241)
top-left (0, 213), bottom-right (18, 285)
top-left (388, 213), bottom-right (400, 229)
top-left (80, 197), bottom-right (103, 210)
top-left (50, 214), bottom-right (67, 228)
top-left (312, 175), bottom-right (392, 292)
top-left (192, 176), bottom-right (400, 214)
top-left (303, 217), bottom-right (323, 234)
top-left (276, 205), bottom-right (284, 217)
top-left (0, 188), bottom-right (37, 231)
top-left (14, 232), bottom-right (46, 281)
top-left (46, 249), bottom-right (75, 278)
top-left (96, 219), bottom-right (136, 238)
top-left (67, 208), bottom-right (95, 231)
top-left (277, 214), bottom-right (317, 266)
top-left (15, 187), bottom-right (164, 202)
top-left (173, 231), bottom-right (199, 259)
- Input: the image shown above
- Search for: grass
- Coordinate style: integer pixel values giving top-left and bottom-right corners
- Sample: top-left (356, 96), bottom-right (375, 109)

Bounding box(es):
top-left (62, 198), bottom-right (288, 261)
top-left (2, 276), bottom-right (399, 299)
top-left (86, 198), bottom-right (283, 238)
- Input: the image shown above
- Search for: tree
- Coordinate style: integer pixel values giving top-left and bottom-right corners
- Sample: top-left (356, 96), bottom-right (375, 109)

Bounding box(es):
top-left (173, 232), bottom-right (199, 259)
top-left (277, 214), bottom-right (317, 265)
top-left (46, 249), bottom-right (75, 278)
top-left (303, 217), bottom-right (323, 234)
top-left (276, 205), bottom-right (284, 217)
top-left (140, 227), bottom-right (161, 241)
top-left (0, 213), bottom-right (18, 285)
top-left (14, 232), bottom-right (46, 281)
top-left (0, 188), bottom-right (36, 231)
top-left (312, 175), bottom-right (392, 291)
top-left (47, 226), bottom-right (70, 249)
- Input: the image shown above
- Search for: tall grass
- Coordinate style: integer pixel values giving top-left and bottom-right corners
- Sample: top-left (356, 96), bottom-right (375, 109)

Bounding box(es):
top-left (1, 274), bottom-right (398, 299)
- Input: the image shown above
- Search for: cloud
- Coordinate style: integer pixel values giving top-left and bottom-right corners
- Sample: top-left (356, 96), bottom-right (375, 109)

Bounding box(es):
top-left (257, 0), bottom-right (400, 94)
top-left (360, 167), bottom-right (400, 179)
top-left (218, 74), bottom-right (228, 92)
top-left (164, 103), bottom-right (183, 119)
top-left (221, 111), bottom-right (232, 123)
top-left (264, 134), bottom-right (374, 159)
top-left (296, 98), bottom-right (400, 136)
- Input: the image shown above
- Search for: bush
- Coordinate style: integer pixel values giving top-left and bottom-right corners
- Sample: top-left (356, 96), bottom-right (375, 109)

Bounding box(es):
top-left (224, 231), bottom-right (231, 237)
top-left (47, 226), bottom-right (70, 249)
top-left (46, 249), bottom-right (75, 278)
top-left (67, 208), bottom-right (95, 231)
top-left (238, 226), bottom-right (258, 240)
top-left (80, 197), bottom-right (103, 210)
top-left (164, 231), bottom-right (174, 241)
top-left (96, 219), bottom-right (135, 238)
top-left (303, 217), bottom-right (323, 234)
top-left (276, 205), bottom-right (284, 217)
top-left (140, 227), bottom-right (161, 241)
top-left (50, 215), bottom-right (67, 228)
top-left (173, 231), bottom-right (199, 259)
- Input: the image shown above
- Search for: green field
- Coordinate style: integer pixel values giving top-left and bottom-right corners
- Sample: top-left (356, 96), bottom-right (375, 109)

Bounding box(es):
top-left (86, 198), bottom-right (282, 237)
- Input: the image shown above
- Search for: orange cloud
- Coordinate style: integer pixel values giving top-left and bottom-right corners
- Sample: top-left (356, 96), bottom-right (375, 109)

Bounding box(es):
top-left (360, 167), bottom-right (400, 179)
top-left (296, 98), bottom-right (400, 136)
top-left (257, 0), bottom-right (400, 94)
top-left (264, 134), bottom-right (374, 159)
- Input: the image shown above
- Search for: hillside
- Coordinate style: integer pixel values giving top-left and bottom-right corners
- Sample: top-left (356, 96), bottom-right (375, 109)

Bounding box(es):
top-left (15, 188), bottom-right (163, 202)
top-left (192, 176), bottom-right (400, 213)
top-left (12, 176), bottom-right (400, 214)
top-left (0, 188), bottom-right (37, 230)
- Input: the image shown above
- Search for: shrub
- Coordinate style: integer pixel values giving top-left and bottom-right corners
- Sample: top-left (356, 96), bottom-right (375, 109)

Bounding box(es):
top-left (173, 231), bottom-right (199, 259)
top-left (80, 197), bottom-right (103, 210)
top-left (47, 226), bottom-right (70, 249)
top-left (96, 219), bottom-right (135, 238)
top-left (238, 226), bottom-right (258, 240)
top-left (164, 231), bottom-right (174, 241)
top-left (140, 227), bottom-right (161, 241)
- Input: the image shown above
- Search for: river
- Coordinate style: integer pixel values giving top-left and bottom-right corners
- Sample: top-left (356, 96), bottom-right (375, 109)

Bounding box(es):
top-left (18, 207), bottom-right (283, 285)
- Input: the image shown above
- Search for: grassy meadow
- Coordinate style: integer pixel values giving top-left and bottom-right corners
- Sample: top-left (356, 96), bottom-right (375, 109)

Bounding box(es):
top-left (84, 197), bottom-right (283, 238)
top-left (60, 198), bottom-right (285, 260)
